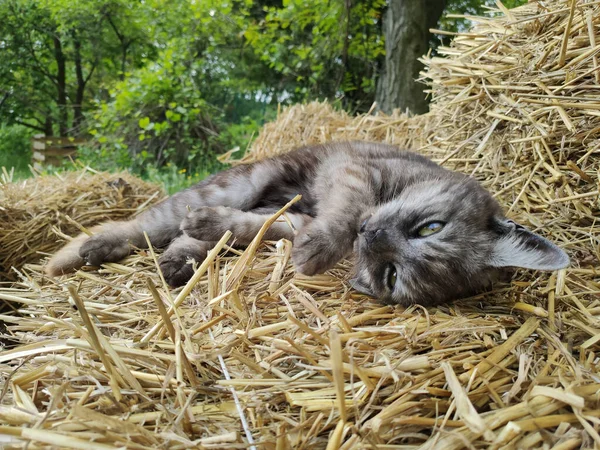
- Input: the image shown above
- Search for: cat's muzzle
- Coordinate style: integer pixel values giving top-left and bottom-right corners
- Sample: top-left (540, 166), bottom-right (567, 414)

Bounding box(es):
top-left (361, 229), bottom-right (382, 245)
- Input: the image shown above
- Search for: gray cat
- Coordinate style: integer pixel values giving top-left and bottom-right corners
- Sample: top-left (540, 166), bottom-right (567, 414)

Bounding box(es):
top-left (46, 141), bottom-right (569, 305)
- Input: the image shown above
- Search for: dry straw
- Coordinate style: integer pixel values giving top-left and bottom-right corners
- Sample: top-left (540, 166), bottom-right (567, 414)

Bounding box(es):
top-left (0, 167), bottom-right (164, 280)
top-left (1, 0), bottom-right (600, 448)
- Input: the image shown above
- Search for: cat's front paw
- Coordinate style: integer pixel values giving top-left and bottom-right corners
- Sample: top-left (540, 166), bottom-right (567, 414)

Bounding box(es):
top-left (158, 238), bottom-right (211, 287)
top-left (292, 223), bottom-right (346, 276)
top-left (181, 206), bottom-right (232, 241)
top-left (159, 252), bottom-right (195, 287)
top-left (79, 233), bottom-right (131, 266)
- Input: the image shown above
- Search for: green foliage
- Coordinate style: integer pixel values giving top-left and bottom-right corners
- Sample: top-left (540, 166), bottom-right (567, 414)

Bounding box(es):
top-left (440, 0), bottom-right (528, 35)
top-left (0, 125), bottom-right (33, 179)
top-left (144, 163), bottom-right (212, 195)
top-left (217, 112), bottom-right (276, 155)
top-left (244, 0), bottom-right (386, 112)
top-left (81, 0), bottom-right (284, 178)
top-left (0, 0), bottom-right (529, 190)
top-left (86, 46), bottom-right (222, 176)
top-left (0, 0), bottom-right (156, 136)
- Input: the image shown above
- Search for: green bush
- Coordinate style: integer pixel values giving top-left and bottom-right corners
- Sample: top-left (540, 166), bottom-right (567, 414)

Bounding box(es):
top-left (143, 163), bottom-right (212, 195)
top-left (217, 108), bottom-right (277, 156)
top-left (80, 38), bottom-right (279, 187)
top-left (85, 46), bottom-right (224, 178)
top-left (0, 125), bottom-right (33, 179)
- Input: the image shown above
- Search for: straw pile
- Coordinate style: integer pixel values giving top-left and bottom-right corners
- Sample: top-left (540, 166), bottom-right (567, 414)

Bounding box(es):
top-left (0, 169), bottom-right (164, 280)
top-left (2, 0), bottom-right (600, 448)
top-left (222, 102), bottom-right (431, 165)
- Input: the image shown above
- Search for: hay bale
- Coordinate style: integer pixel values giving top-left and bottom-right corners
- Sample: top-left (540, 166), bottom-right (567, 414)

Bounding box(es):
top-left (0, 169), bottom-right (164, 279)
top-left (1, 1), bottom-right (600, 449)
top-left (224, 101), bottom-right (432, 164)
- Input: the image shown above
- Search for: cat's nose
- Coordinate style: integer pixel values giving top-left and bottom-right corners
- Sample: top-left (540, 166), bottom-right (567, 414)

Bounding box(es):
top-left (362, 229), bottom-right (381, 245)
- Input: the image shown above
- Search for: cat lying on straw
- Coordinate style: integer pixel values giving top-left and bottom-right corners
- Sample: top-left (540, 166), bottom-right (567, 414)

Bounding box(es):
top-left (47, 141), bottom-right (568, 305)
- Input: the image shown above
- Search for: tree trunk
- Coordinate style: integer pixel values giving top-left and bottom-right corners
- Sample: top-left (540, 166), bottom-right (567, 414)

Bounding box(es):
top-left (74, 40), bottom-right (85, 132)
top-left (72, 31), bottom-right (95, 133)
top-left (376, 0), bottom-right (446, 115)
top-left (106, 14), bottom-right (131, 80)
top-left (336, 0), bottom-right (352, 94)
top-left (44, 116), bottom-right (54, 136)
top-left (121, 44), bottom-right (129, 80)
top-left (53, 34), bottom-right (68, 136)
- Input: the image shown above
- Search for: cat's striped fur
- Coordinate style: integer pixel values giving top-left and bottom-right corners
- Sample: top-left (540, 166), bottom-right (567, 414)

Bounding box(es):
top-left (47, 141), bottom-right (569, 305)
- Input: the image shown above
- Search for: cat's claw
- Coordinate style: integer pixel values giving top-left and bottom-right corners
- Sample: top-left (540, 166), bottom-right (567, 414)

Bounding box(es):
top-left (79, 234), bottom-right (131, 266)
top-left (181, 206), bottom-right (232, 241)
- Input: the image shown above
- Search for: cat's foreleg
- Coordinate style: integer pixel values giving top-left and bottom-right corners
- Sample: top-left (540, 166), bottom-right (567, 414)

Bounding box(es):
top-left (47, 202), bottom-right (186, 276)
top-left (46, 220), bottom-right (152, 276)
top-left (164, 207), bottom-right (309, 286)
top-left (182, 206), bottom-right (310, 245)
top-left (46, 163), bottom-right (272, 276)
top-left (292, 164), bottom-right (376, 275)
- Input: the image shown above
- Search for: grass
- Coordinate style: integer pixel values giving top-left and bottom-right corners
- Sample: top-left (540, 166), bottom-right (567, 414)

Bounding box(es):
top-left (0, 124), bottom-right (213, 192)
top-left (142, 163), bottom-right (212, 194)
top-left (0, 151), bottom-right (213, 194)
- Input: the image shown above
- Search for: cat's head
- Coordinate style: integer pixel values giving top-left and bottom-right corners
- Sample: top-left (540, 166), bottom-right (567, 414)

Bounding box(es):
top-left (351, 175), bottom-right (569, 306)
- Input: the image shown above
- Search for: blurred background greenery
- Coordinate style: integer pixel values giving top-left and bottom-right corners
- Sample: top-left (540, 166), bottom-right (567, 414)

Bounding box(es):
top-left (0, 0), bottom-right (525, 193)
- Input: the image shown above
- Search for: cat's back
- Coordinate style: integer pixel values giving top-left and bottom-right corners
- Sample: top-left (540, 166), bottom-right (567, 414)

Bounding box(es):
top-left (311, 142), bottom-right (467, 205)
top-left (314, 141), bottom-right (444, 172)
top-left (309, 141), bottom-right (448, 181)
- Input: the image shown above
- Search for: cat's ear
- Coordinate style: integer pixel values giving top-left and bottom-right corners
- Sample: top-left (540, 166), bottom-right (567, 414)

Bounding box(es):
top-left (489, 218), bottom-right (569, 270)
top-left (349, 271), bottom-right (375, 297)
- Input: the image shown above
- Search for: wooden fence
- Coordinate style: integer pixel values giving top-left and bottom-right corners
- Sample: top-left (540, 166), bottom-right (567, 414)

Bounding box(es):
top-left (31, 134), bottom-right (87, 171)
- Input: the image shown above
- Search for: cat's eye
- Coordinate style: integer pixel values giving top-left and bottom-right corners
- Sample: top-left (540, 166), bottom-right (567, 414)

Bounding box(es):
top-left (386, 264), bottom-right (397, 290)
top-left (417, 221), bottom-right (445, 237)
